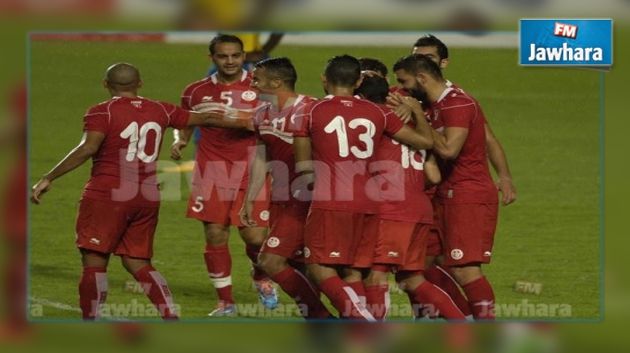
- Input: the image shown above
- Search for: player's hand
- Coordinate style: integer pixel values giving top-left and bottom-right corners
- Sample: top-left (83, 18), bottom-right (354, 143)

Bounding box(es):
top-left (497, 178), bottom-right (517, 205)
top-left (170, 140), bottom-right (188, 160)
top-left (392, 104), bottom-right (413, 124)
top-left (31, 178), bottom-right (51, 204)
top-left (239, 201), bottom-right (257, 227)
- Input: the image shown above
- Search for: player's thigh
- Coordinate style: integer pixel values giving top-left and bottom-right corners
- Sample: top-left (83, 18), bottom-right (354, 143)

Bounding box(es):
top-left (231, 187), bottom-right (270, 228)
top-left (75, 198), bottom-right (128, 255)
top-left (115, 206), bottom-right (160, 259)
top-left (303, 209), bottom-right (363, 266)
top-left (441, 202), bottom-right (498, 267)
top-left (186, 185), bottom-right (235, 226)
top-left (260, 203), bottom-right (307, 261)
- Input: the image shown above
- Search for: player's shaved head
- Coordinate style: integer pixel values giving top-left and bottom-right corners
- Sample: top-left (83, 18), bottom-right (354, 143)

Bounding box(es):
top-left (104, 63), bottom-right (141, 91)
top-left (324, 55), bottom-right (361, 87)
top-left (255, 57), bottom-right (297, 90)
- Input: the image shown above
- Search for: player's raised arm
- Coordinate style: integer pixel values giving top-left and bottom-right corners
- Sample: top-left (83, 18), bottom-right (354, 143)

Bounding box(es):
top-left (31, 131), bottom-right (105, 204)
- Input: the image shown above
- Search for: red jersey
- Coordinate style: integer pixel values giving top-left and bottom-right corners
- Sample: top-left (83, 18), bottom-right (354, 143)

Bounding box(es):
top-left (181, 70), bottom-right (260, 189)
top-left (371, 107), bottom-right (433, 224)
top-left (293, 95), bottom-right (404, 213)
top-left (82, 96), bottom-right (190, 207)
top-left (253, 94), bottom-right (317, 206)
top-left (433, 88), bottom-right (497, 204)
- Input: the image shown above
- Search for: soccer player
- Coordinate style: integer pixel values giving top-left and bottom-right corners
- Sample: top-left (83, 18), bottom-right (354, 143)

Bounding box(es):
top-left (171, 34), bottom-right (277, 316)
top-left (292, 55), bottom-right (434, 321)
top-left (240, 57), bottom-right (332, 319)
top-left (393, 54), bottom-right (500, 320)
top-left (30, 63), bottom-right (247, 320)
top-left (353, 75), bottom-right (465, 321)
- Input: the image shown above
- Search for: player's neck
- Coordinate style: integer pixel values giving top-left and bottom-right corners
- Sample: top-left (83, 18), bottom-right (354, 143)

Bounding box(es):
top-left (427, 82), bottom-right (448, 103)
top-left (216, 71), bottom-right (242, 85)
top-left (276, 91), bottom-right (298, 110)
top-left (328, 86), bottom-right (355, 97)
top-left (111, 91), bottom-right (137, 99)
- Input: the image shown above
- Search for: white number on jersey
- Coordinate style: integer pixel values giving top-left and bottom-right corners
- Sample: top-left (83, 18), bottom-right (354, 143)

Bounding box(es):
top-left (392, 139), bottom-right (426, 170)
top-left (120, 121), bottom-right (162, 163)
top-left (220, 91), bottom-right (233, 106)
top-left (324, 115), bottom-right (376, 159)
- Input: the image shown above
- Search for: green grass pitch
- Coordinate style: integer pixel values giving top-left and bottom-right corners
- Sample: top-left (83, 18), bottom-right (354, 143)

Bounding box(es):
top-left (28, 39), bottom-right (600, 321)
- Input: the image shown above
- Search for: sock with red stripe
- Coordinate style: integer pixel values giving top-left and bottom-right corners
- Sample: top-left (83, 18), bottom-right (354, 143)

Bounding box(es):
top-left (319, 276), bottom-right (375, 321)
top-left (462, 276), bottom-right (495, 320)
top-left (204, 244), bottom-right (234, 304)
top-left (364, 284), bottom-right (390, 321)
top-left (424, 265), bottom-right (472, 317)
top-left (245, 244), bottom-right (267, 281)
top-left (79, 266), bottom-right (108, 320)
top-left (271, 267), bottom-right (332, 319)
top-left (133, 265), bottom-right (178, 320)
top-left (413, 281), bottom-right (466, 320)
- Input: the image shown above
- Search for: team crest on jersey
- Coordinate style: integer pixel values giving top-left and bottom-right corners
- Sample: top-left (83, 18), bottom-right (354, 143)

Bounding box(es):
top-left (259, 210), bottom-right (270, 221)
top-left (266, 237), bottom-right (280, 248)
top-left (241, 90), bottom-right (257, 102)
top-left (450, 249), bottom-right (464, 260)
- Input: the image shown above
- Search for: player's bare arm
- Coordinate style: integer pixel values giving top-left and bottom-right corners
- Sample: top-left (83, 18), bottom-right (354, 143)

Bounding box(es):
top-left (485, 122), bottom-right (517, 205)
top-left (31, 131), bottom-right (105, 204)
top-left (432, 126), bottom-right (468, 160)
top-left (293, 136), bottom-right (315, 195)
top-left (240, 140), bottom-right (268, 227)
top-left (424, 152), bottom-right (441, 185)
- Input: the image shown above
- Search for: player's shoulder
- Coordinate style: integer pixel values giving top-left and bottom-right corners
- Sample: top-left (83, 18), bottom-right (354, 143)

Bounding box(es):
top-left (182, 76), bottom-right (213, 95)
top-left (440, 88), bottom-right (477, 109)
top-left (85, 97), bottom-right (118, 116)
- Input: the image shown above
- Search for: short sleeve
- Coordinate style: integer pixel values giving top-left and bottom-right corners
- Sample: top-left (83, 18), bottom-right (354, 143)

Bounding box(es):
top-left (83, 106), bottom-right (109, 134)
top-left (252, 105), bottom-right (268, 135)
top-left (161, 101), bottom-right (190, 130)
top-left (440, 102), bottom-right (476, 128)
top-left (288, 101), bottom-right (313, 137)
top-left (383, 107), bottom-right (404, 136)
top-left (181, 89), bottom-right (192, 111)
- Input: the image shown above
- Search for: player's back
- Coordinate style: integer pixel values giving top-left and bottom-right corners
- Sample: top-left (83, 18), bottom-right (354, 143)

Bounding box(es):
top-left (299, 95), bottom-right (401, 213)
top-left (83, 96), bottom-right (188, 206)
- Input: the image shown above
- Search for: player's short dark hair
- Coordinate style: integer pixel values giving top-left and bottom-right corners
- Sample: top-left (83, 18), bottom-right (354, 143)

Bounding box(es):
top-left (209, 34), bottom-right (244, 55)
top-left (254, 57), bottom-right (298, 90)
top-left (413, 34), bottom-right (449, 60)
top-left (324, 55), bottom-right (361, 87)
top-left (393, 54), bottom-right (443, 80)
top-left (354, 75), bottom-right (389, 105)
top-left (358, 57), bottom-right (388, 77)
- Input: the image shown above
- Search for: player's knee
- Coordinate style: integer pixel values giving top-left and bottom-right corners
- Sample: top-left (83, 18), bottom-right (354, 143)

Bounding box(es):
top-left (258, 253), bottom-right (287, 276)
top-left (239, 227), bottom-right (266, 246)
top-left (204, 223), bottom-right (229, 244)
top-left (449, 265), bottom-right (482, 285)
top-left (121, 256), bottom-right (150, 275)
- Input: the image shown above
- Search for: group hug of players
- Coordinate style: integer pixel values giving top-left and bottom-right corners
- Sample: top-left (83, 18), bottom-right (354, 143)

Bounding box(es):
top-left (31, 34), bottom-right (516, 321)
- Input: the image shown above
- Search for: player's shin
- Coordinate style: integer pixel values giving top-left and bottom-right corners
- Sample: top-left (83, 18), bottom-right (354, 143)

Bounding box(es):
top-left (132, 265), bottom-right (178, 320)
top-left (79, 266), bottom-right (108, 320)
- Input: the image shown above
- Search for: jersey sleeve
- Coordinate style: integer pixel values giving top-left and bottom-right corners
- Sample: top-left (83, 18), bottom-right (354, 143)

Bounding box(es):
top-left (440, 101), bottom-right (476, 129)
top-left (289, 102), bottom-right (313, 137)
top-left (181, 87), bottom-right (192, 111)
top-left (382, 107), bottom-right (404, 136)
top-left (83, 105), bottom-right (110, 134)
top-left (161, 101), bottom-right (191, 130)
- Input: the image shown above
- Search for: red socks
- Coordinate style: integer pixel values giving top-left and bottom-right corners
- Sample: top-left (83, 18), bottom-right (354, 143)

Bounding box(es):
top-left (364, 284), bottom-right (390, 320)
top-left (204, 244), bottom-right (234, 304)
top-left (133, 265), bottom-right (178, 320)
top-left (271, 267), bottom-right (331, 319)
top-left (462, 276), bottom-right (495, 320)
top-left (413, 281), bottom-right (466, 320)
top-left (424, 265), bottom-right (473, 317)
top-left (79, 266), bottom-right (108, 320)
top-left (319, 276), bottom-right (375, 321)
top-left (245, 244), bottom-right (267, 281)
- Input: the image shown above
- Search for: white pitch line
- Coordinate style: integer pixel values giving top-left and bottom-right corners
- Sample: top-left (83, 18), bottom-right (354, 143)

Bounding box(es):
top-left (29, 297), bottom-right (129, 320)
